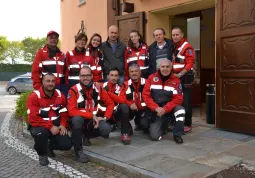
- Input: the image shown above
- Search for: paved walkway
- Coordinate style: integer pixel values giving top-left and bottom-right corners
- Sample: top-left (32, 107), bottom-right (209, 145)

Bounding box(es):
top-left (83, 121), bottom-right (255, 178)
top-left (0, 112), bottom-right (128, 178)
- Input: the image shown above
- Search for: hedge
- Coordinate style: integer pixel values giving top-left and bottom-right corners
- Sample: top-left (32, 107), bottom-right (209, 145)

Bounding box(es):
top-left (15, 91), bottom-right (32, 123)
top-left (0, 64), bottom-right (32, 72)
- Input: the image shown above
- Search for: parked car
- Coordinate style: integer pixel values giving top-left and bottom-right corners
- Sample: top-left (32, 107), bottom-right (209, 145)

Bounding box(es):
top-left (6, 73), bottom-right (33, 95)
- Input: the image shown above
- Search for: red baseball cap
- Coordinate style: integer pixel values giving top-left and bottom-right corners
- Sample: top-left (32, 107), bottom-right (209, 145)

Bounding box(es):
top-left (47, 31), bottom-right (59, 38)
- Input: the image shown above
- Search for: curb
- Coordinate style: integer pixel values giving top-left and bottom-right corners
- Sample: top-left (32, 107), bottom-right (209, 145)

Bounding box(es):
top-left (22, 124), bottom-right (163, 178)
top-left (84, 150), bottom-right (163, 178)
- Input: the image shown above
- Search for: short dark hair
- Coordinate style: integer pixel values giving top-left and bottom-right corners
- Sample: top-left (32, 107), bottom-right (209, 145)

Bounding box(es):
top-left (75, 33), bottom-right (88, 43)
top-left (107, 67), bottom-right (120, 75)
top-left (128, 30), bottom-right (145, 48)
top-left (42, 73), bottom-right (55, 80)
top-left (153, 28), bottom-right (166, 36)
top-left (172, 27), bottom-right (183, 34)
top-left (80, 66), bottom-right (92, 75)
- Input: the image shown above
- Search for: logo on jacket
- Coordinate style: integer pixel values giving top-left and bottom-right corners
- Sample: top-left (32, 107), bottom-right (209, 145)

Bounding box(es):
top-left (153, 77), bottom-right (159, 82)
top-left (188, 49), bottom-right (192, 55)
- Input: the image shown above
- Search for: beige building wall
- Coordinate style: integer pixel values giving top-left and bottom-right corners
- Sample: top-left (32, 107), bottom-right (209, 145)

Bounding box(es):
top-left (121, 0), bottom-right (215, 44)
top-left (60, 0), bottom-right (109, 52)
top-left (60, 0), bottom-right (215, 49)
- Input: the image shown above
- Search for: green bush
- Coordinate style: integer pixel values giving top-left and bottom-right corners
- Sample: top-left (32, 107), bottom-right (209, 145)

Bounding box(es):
top-left (15, 91), bottom-right (32, 123)
top-left (0, 64), bottom-right (32, 72)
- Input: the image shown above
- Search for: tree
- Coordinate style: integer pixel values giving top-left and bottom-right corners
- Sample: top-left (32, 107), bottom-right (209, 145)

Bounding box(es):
top-left (5, 41), bottom-right (23, 64)
top-left (21, 37), bottom-right (46, 62)
top-left (0, 36), bottom-right (10, 61)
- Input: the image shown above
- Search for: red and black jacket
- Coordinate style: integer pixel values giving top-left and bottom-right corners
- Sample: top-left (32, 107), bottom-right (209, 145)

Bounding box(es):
top-left (67, 83), bottom-right (114, 119)
top-left (89, 46), bottom-right (104, 82)
top-left (103, 81), bottom-right (126, 110)
top-left (26, 87), bottom-right (69, 130)
top-left (32, 45), bottom-right (66, 90)
top-left (142, 72), bottom-right (183, 113)
top-left (172, 38), bottom-right (195, 73)
top-left (124, 43), bottom-right (149, 80)
top-left (65, 48), bottom-right (93, 87)
top-left (124, 77), bottom-right (147, 110)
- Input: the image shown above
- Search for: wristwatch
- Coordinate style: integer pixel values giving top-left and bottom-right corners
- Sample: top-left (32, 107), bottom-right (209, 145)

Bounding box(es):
top-left (178, 73), bottom-right (182, 78)
top-left (103, 117), bottom-right (108, 121)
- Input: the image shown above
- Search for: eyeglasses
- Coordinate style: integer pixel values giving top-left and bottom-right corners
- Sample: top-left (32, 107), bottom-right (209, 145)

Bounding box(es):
top-left (80, 74), bottom-right (92, 78)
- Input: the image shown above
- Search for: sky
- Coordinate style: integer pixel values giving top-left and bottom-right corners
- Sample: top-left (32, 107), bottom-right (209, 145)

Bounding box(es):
top-left (0, 0), bottom-right (60, 41)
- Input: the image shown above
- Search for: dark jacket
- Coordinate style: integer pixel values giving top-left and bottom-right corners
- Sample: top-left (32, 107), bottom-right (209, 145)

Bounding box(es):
top-left (102, 39), bottom-right (126, 76)
top-left (148, 38), bottom-right (173, 75)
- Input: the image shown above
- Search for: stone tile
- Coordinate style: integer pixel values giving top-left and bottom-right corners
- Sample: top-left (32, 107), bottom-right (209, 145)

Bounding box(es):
top-left (183, 135), bottom-right (241, 152)
top-left (191, 153), bottom-right (243, 168)
top-left (200, 129), bottom-right (255, 142)
top-left (143, 141), bottom-right (209, 160)
top-left (93, 144), bottom-right (153, 162)
top-left (223, 145), bottom-right (255, 161)
top-left (188, 126), bottom-right (212, 135)
top-left (167, 162), bottom-right (216, 178)
top-left (246, 139), bottom-right (255, 147)
top-left (142, 155), bottom-right (190, 175)
top-left (127, 153), bottom-right (188, 169)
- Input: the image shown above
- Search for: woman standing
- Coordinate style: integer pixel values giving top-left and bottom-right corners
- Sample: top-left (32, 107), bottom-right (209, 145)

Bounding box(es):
top-left (87, 33), bottom-right (104, 83)
top-left (124, 30), bottom-right (149, 80)
top-left (66, 33), bottom-right (93, 87)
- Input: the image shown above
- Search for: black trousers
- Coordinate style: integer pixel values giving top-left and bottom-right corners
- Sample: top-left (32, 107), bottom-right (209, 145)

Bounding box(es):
top-left (71, 116), bottom-right (111, 152)
top-left (30, 126), bottom-right (72, 156)
top-left (109, 104), bottom-right (132, 134)
top-left (130, 109), bottom-right (147, 127)
top-left (180, 71), bottom-right (194, 127)
top-left (141, 105), bottom-right (185, 141)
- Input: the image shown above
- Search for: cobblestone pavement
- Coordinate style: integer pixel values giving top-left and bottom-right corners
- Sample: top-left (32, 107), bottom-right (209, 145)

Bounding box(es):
top-left (0, 112), bottom-right (128, 178)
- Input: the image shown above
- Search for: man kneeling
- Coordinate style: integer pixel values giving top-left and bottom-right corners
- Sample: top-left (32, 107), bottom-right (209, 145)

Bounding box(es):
top-left (142, 58), bottom-right (185, 144)
top-left (26, 73), bottom-right (72, 166)
top-left (68, 66), bottom-right (114, 163)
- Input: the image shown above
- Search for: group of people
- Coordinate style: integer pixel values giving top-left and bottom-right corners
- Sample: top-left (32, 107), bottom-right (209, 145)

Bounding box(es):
top-left (26, 25), bottom-right (195, 166)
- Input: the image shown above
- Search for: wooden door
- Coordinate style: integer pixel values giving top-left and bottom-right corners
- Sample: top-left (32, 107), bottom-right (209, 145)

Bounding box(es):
top-left (115, 12), bottom-right (145, 45)
top-left (216, 0), bottom-right (255, 135)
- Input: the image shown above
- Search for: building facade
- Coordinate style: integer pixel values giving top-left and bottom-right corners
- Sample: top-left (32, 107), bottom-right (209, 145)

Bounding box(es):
top-left (60, 0), bottom-right (255, 135)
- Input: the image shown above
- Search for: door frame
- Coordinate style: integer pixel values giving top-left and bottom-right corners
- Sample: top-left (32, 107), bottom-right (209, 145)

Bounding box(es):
top-left (115, 12), bottom-right (145, 41)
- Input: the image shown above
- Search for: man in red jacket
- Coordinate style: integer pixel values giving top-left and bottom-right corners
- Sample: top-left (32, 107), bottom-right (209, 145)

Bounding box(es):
top-left (172, 27), bottom-right (195, 134)
top-left (142, 58), bottom-right (185, 144)
top-left (103, 67), bottom-right (132, 145)
top-left (32, 31), bottom-right (68, 96)
top-left (26, 73), bottom-right (72, 166)
top-left (68, 66), bottom-right (114, 163)
top-left (124, 63), bottom-right (147, 131)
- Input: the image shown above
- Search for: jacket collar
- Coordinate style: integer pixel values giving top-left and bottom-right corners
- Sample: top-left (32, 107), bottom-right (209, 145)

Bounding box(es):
top-left (174, 38), bottom-right (187, 48)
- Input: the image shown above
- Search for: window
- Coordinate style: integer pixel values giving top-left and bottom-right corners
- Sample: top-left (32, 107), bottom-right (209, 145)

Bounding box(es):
top-left (79, 0), bottom-right (86, 6)
top-left (14, 78), bottom-right (24, 82)
top-left (23, 78), bottom-right (32, 83)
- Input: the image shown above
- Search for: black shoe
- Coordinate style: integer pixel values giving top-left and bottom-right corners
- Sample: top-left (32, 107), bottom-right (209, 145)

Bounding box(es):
top-left (174, 135), bottom-right (183, 144)
top-left (83, 137), bottom-right (92, 146)
top-left (75, 150), bottom-right (89, 163)
top-left (39, 156), bottom-right (49, 166)
top-left (47, 149), bottom-right (56, 158)
top-left (134, 125), bottom-right (141, 131)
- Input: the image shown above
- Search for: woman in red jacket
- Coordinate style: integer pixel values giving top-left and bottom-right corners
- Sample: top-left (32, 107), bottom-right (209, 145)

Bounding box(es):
top-left (87, 33), bottom-right (104, 83)
top-left (124, 30), bottom-right (149, 81)
top-left (66, 33), bottom-right (93, 87)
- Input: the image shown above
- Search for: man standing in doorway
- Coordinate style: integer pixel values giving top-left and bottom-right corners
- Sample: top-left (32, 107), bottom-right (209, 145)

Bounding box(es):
top-left (171, 27), bottom-right (195, 134)
top-left (102, 25), bottom-right (126, 84)
top-left (148, 28), bottom-right (173, 75)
